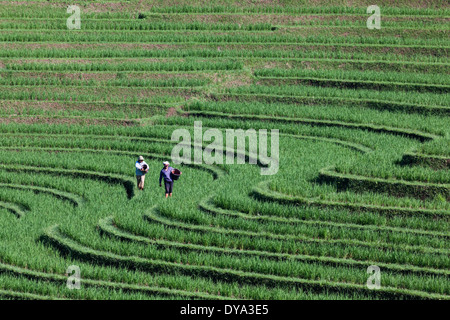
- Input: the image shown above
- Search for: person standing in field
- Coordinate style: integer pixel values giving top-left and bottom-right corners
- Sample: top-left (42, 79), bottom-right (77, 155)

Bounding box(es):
top-left (135, 156), bottom-right (149, 191)
top-left (159, 161), bottom-right (181, 198)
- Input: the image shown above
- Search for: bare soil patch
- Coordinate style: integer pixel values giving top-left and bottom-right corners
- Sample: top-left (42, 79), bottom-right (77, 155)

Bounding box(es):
top-left (165, 107), bottom-right (179, 118)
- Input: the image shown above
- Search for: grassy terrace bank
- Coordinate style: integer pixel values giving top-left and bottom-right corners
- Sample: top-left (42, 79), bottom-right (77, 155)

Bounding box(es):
top-left (0, 0), bottom-right (448, 300)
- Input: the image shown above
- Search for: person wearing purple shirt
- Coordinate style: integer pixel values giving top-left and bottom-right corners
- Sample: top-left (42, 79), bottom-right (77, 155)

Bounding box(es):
top-left (159, 161), bottom-right (181, 198)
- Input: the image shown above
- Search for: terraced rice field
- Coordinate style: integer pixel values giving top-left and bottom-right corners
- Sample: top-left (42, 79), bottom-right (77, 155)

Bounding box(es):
top-left (0, 0), bottom-right (448, 300)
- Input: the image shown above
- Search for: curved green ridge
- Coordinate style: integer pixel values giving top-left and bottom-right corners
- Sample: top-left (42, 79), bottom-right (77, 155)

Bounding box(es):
top-left (0, 126), bottom-right (375, 154)
top-left (143, 207), bottom-right (449, 258)
top-left (0, 201), bottom-right (28, 218)
top-left (0, 261), bottom-right (230, 300)
top-left (252, 180), bottom-right (450, 218)
top-left (186, 110), bottom-right (440, 142)
top-left (42, 225), bottom-right (449, 300)
top-left (102, 215), bottom-right (449, 277)
top-left (0, 135), bottom-right (262, 168)
top-left (209, 93), bottom-right (450, 115)
top-left (198, 196), bottom-right (450, 239)
top-left (281, 133), bottom-right (373, 153)
top-left (319, 167), bottom-right (450, 201)
top-left (0, 163), bottom-right (136, 200)
top-left (256, 76), bottom-right (450, 95)
top-left (0, 289), bottom-right (61, 300)
top-left (401, 152), bottom-right (450, 170)
top-left (0, 147), bottom-right (227, 181)
top-left (0, 183), bottom-right (84, 208)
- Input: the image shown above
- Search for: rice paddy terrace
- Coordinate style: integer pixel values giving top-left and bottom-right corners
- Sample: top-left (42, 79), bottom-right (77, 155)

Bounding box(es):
top-left (0, 0), bottom-right (449, 300)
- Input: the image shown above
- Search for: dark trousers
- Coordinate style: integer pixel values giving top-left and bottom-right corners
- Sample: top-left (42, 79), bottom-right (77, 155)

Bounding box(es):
top-left (164, 180), bottom-right (173, 194)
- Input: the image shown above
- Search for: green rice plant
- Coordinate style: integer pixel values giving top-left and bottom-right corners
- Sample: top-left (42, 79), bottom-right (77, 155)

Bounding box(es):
top-left (0, 0), bottom-right (448, 301)
top-left (5, 60), bottom-right (243, 72)
top-left (0, 76), bottom-right (209, 88)
top-left (1, 31), bottom-right (447, 47)
top-left (418, 139), bottom-right (450, 157)
top-left (0, 20), bottom-right (276, 32)
top-left (401, 152), bottom-right (450, 170)
top-left (43, 226), bottom-right (450, 299)
top-left (1, 47), bottom-right (447, 65)
top-left (225, 85), bottom-right (449, 109)
top-left (254, 68), bottom-right (450, 93)
top-left (1, 4), bottom-right (447, 18)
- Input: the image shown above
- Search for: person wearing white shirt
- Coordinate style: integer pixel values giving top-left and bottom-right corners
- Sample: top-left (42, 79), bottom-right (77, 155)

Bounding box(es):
top-left (135, 156), bottom-right (149, 190)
